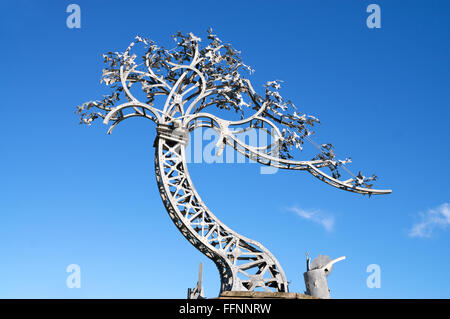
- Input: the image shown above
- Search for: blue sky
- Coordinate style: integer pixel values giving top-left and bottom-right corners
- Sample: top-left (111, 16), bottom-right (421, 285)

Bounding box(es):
top-left (0, 0), bottom-right (449, 298)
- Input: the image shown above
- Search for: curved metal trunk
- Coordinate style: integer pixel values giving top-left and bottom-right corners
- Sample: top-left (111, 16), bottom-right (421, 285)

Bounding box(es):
top-left (154, 136), bottom-right (288, 293)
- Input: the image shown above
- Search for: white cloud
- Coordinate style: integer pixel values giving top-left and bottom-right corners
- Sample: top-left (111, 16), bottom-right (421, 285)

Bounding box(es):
top-left (409, 203), bottom-right (450, 238)
top-left (288, 206), bottom-right (334, 232)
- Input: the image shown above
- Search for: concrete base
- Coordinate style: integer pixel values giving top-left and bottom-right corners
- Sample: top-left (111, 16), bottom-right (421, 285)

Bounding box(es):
top-left (218, 291), bottom-right (318, 299)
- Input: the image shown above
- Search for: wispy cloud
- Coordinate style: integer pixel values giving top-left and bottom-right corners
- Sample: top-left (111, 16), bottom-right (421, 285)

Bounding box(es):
top-left (287, 206), bottom-right (334, 232)
top-left (409, 203), bottom-right (450, 238)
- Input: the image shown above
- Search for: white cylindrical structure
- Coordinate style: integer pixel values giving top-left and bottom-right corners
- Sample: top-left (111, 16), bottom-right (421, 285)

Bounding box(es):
top-left (303, 269), bottom-right (330, 299)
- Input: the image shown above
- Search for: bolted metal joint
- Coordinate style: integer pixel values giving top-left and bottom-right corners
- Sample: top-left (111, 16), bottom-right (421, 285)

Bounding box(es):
top-left (156, 122), bottom-right (189, 146)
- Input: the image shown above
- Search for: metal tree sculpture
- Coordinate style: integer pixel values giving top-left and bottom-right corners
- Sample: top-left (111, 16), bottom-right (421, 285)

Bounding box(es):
top-left (77, 30), bottom-right (391, 293)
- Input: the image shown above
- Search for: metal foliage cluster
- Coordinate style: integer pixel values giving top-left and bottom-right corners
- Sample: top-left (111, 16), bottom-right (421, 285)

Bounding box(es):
top-left (76, 29), bottom-right (379, 189)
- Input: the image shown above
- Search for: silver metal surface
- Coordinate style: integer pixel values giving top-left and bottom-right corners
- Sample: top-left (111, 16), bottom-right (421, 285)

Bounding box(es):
top-left (77, 31), bottom-right (391, 294)
top-left (304, 255), bottom-right (346, 298)
top-left (188, 263), bottom-right (205, 299)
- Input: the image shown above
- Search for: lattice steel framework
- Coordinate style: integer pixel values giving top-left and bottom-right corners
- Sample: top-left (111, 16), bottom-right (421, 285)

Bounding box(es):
top-left (77, 31), bottom-right (391, 293)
